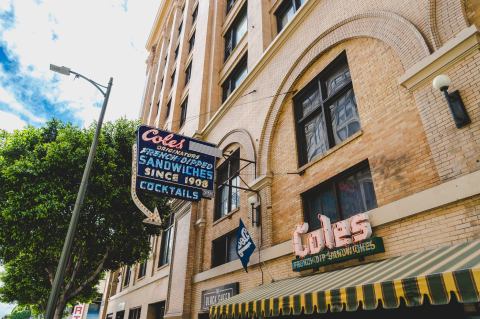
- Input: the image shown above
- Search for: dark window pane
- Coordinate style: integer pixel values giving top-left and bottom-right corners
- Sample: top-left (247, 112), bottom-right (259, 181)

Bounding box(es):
top-left (215, 150), bottom-right (240, 219)
top-left (326, 65), bottom-right (351, 97)
top-left (227, 235), bottom-right (238, 262)
top-left (306, 186), bottom-right (337, 230)
top-left (337, 167), bottom-right (377, 219)
top-left (226, 0), bottom-right (236, 13)
top-left (231, 176), bottom-right (240, 211)
top-left (222, 55), bottom-right (247, 101)
top-left (330, 89), bottom-right (360, 144)
top-left (174, 45), bottom-right (179, 60)
top-left (303, 163), bottom-right (377, 229)
top-left (278, 4), bottom-right (295, 30)
top-left (123, 266), bottom-right (131, 287)
top-left (171, 69), bottom-right (176, 86)
top-left (224, 6), bottom-right (247, 59)
top-left (212, 235), bottom-right (227, 267)
top-left (301, 87), bottom-right (320, 117)
top-left (212, 230), bottom-right (238, 267)
top-left (159, 225), bottom-right (173, 267)
top-left (192, 6), bottom-right (198, 23)
top-left (235, 13), bottom-right (247, 43)
top-left (189, 32), bottom-right (195, 52)
top-left (137, 262), bottom-right (146, 278)
top-left (166, 99), bottom-right (171, 118)
top-left (275, 0), bottom-right (304, 32)
top-left (180, 99), bottom-right (188, 127)
top-left (185, 63), bottom-right (192, 85)
top-left (178, 20), bottom-right (183, 34)
top-left (219, 185), bottom-right (229, 217)
top-left (304, 112), bottom-right (329, 161)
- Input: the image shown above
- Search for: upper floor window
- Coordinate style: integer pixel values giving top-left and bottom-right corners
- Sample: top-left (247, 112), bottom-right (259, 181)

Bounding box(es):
top-left (178, 20), bottom-right (183, 35)
top-left (222, 54), bottom-right (247, 102)
top-left (211, 230), bottom-right (238, 267)
top-left (294, 52), bottom-right (360, 166)
top-left (188, 31), bottom-right (196, 53)
top-left (171, 69), bottom-right (176, 87)
top-left (158, 213), bottom-right (174, 267)
top-left (185, 62), bottom-right (192, 86)
top-left (137, 261), bottom-right (147, 279)
top-left (174, 44), bottom-right (179, 60)
top-left (180, 98), bottom-right (188, 127)
top-left (192, 5), bottom-right (198, 24)
top-left (128, 308), bottom-right (141, 319)
top-left (226, 0), bottom-right (236, 14)
top-left (215, 149), bottom-right (240, 220)
top-left (275, 0), bottom-right (305, 32)
top-left (122, 266), bottom-right (131, 287)
top-left (303, 161), bottom-right (377, 231)
top-left (165, 99), bottom-right (171, 118)
top-left (224, 5), bottom-right (247, 60)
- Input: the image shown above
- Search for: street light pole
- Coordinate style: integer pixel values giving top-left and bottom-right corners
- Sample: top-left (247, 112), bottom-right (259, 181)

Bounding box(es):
top-left (46, 64), bottom-right (113, 319)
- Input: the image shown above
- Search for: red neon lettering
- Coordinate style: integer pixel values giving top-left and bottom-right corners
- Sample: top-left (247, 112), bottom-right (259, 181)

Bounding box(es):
top-left (142, 129), bottom-right (186, 149)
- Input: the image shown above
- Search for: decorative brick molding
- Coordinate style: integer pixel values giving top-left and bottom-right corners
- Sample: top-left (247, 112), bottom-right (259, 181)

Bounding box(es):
top-left (216, 128), bottom-right (256, 164)
top-left (258, 11), bottom-right (430, 177)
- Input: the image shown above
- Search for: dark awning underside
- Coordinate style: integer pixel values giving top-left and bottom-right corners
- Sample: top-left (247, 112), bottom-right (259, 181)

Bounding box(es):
top-left (210, 240), bottom-right (480, 318)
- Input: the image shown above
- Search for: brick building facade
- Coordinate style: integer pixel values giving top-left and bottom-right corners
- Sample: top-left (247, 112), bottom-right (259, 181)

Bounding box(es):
top-left (100, 0), bottom-right (480, 318)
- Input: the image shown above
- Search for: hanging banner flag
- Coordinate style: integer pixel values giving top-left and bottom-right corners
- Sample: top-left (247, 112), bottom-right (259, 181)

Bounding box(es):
top-left (136, 125), bottom-right (221, 201)
top-left (236, 219), bottom-right (256, 272)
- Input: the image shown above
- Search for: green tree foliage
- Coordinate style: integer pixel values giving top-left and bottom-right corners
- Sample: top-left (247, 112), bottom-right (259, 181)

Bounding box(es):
top-left (0, 119), bottom-right (168, 318)
top-left (8, 305), bottom-right (31, 319)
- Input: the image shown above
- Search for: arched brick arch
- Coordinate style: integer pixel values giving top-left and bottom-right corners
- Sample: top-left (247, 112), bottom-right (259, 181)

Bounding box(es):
top-left (216, 128), bottom-right (256, 161)
top-left (428, 0), bottom-right (442, 50)
top-left (258, 11), bottom-right (430, 176)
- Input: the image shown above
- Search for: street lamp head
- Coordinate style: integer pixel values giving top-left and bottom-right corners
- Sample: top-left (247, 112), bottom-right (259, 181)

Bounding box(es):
top-left (50, 64), bottom-right (71, 76)
top-left (432, 74), bottom-right (451, 91)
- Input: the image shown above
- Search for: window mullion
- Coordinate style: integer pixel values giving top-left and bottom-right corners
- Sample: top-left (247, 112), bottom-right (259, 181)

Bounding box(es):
top-left (322, 81), bottom-right (353, 105)
top-left (319, 80), bottom-right (336, 149)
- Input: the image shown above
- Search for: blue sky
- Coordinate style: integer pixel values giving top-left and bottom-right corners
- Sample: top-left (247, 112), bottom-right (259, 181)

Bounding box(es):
top-left (0, 0), bottom-right (158, 132)
top-left (0, 0), bottom-right (159, 315)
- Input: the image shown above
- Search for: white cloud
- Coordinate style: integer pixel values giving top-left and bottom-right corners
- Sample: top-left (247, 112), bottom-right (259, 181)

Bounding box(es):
top-left (1, 0), bottom-right (159, 127)
top-left (0, 111), bottom-right (26, 132)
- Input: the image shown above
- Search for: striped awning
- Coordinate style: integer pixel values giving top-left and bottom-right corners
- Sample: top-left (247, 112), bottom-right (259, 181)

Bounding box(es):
top-left (210, 240), bottom-right (480, 318)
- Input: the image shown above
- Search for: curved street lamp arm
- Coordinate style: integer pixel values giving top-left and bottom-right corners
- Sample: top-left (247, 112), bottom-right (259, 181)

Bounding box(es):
top-left (69, 70), bottom-right (108, 96)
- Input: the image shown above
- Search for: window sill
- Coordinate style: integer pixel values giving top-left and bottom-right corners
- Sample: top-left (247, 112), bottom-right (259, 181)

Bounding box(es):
top-left (297, 130), bottom-right (363, 174)
top-left (212, 207), bottom-right (240, 226)
top-left (156, 263), bottom-right (169, 272)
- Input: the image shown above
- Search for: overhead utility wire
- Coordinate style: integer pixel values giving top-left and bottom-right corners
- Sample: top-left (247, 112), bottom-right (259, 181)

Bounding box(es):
top-left (161, 89), bottom-right (297, 127)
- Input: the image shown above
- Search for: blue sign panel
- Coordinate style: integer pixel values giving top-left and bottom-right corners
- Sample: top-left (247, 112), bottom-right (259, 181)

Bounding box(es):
top-left (136, 125), bottom-right (218, 201)
top-left (236, 219), bottom-right (256, 272)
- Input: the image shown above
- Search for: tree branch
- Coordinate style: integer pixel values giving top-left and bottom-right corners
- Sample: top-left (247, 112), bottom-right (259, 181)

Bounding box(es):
top-left (45, 267), bottom-right (54, 285)
top-left (64, 246), bottom-right (85, 295)
top-left (66, 249), bottom-right (109, 300)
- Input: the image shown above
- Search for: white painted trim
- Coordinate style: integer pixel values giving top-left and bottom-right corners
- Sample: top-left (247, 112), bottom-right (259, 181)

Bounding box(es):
top-left (398, 25), bottom-right (480, 90)
top-left (193, 170), bottom-right (480, 283)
